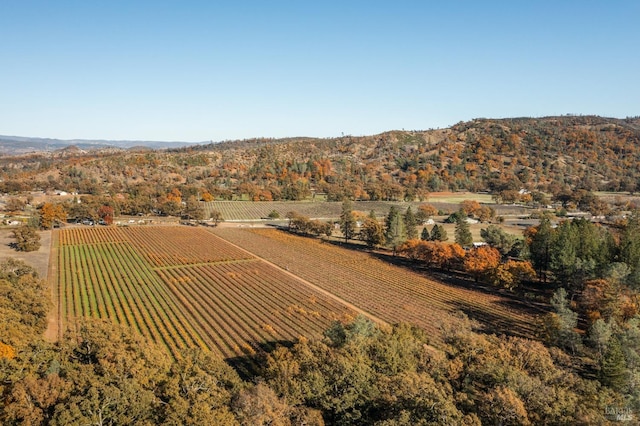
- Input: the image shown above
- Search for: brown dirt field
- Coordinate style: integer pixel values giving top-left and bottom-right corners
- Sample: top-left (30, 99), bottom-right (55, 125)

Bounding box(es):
top-left (0, 228), bottom-right (52, 278)
top-left (0, 227), bottom-right (58, 342)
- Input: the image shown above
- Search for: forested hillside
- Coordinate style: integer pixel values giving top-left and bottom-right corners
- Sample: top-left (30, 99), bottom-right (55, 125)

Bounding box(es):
top-left (2, 116), bottom-right (640, 210)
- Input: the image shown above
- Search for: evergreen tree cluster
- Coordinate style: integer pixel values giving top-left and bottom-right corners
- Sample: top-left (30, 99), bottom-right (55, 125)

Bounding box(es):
top-left (527, 213), bottom-right (640, 405)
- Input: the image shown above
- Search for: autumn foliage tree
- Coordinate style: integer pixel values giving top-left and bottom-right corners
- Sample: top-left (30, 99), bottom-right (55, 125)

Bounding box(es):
top-left (288, 213), bottom-right (332, 237)
top-left (476, 205), bottom-right (496, 222)
top-left (4, 198), bottom-right (26, 213)
top-left (460, 200), bottom-right (481, 217)
top-left (463, 245), bottom-right (501, 282)
top-left (359, 212), bottom-right (385, 248)
top-left (11, 225), bottom-right (41, 252)
top-left (0, 259), bottom-right (49, 347)
top-left (0, 258), bottom-right (626, 425)
top-left (167, 188), bottom-right (182, 203)
top-left (415, 203), bottom-right (438, 223)
top-left (0, 341), bottom-right (16, 359)
top-left (38, 202), bottom-right (66, 229)
top-left (98, 205), bottom-right (114, 225)
top-left (490, 260), bottom-right (536, 290)
top-left (398, 240), bottom-right (465, 270)
top-left (579, 278), bottom-right (639, 324)
top-left (201, 191), bottom-right (214, 202)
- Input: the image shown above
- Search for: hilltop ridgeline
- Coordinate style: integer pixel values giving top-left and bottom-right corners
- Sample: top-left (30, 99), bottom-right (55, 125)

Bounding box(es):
top-left (2, 115), bottom-right (640, 202)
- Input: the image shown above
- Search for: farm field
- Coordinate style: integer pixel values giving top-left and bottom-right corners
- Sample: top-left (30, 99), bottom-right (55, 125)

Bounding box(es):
top-left (212, 227), bottom-right (539, 344)
top-left (428, 191), bottom-right (495, 204)
top-left (204, 200), bottom-right (428, 221)
top-left (54, 226), bottom-right (355, 362)
top-left (204, 199), bottom-right (530, 221)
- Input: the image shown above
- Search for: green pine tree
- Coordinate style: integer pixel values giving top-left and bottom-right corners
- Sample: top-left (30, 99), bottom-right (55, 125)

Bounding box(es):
top-left (454, 210), bottom-right (473, 247)
top-left (620, 211), bottom-right (640, 288)
top-left (420, 227), bottom-right (429, 241)
top-left (527, 215), bottom-right (554, 282)
top-left (599, 337), bottom-right (628, 391)
top-left (404, 207), bottom-right (418, 240)
top-left (340, 199), bottom-right (356, 243)
top-left (431, 224), bottom-right (448, 242)
top-left (385, 206), bottom-right (406, 255)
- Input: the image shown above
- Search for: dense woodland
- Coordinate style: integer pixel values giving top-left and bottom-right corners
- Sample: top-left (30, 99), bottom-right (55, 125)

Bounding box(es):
top-left (1, 115), bottom-right (640, 424)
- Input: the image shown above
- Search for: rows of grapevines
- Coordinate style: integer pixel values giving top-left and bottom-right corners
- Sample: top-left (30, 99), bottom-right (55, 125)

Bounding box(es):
top-left (56, 225), bottom-right (356, 365)
top-left (156, 260), bottom-right (354, 357)
top-left (59, 226), bottom-right (127, 246)
top-left (57, 237), bottom-right (208, 358)
top-left (125, 226), bottom-right (252, 267)
top-left (213, 228), bottom-right (538, 343)
top-left (202, 200), bottom-right (427, 221)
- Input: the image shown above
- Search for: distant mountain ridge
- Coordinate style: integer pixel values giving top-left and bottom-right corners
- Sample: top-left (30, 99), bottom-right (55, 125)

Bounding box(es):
top-left (4, 115), bottom-right (640, 197)
top-left (0, 135), bottom-right (204, 155)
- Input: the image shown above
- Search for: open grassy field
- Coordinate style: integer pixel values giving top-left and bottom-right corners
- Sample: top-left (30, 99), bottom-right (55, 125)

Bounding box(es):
top-left (212, 227), bottom-right (539, 344)
top-left (54, 226), bottom-right (355, 364)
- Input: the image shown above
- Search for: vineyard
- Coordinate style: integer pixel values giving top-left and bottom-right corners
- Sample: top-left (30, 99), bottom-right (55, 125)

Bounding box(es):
top-left (55, 223), bottom-right (539, 366)
top-left (203, 200), bottom-right (425, 221)
top-left (55, 226), bottom-right (355, 363)
top-left (213, 227), bottom-right (539, 343)
top-left (203, 200), bottom-right (530, 221)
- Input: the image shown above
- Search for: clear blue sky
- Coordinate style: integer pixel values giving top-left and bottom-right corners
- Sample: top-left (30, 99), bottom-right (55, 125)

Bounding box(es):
top-left (1, 1), bottom-right (638, 142)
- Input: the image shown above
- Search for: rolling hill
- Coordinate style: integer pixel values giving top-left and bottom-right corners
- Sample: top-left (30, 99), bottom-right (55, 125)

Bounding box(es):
top-left (2, 115), bottom-right (640, 201)
top-left (0, 135), bottom-right (203, 155)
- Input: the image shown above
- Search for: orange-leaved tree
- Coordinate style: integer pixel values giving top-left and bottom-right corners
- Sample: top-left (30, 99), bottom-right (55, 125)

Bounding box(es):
top-left (98, 205), bottom-right (114, 225)
top-left (491, 260), bottom-right (536, 290)
top-left (398, 240), bottom-right (465, 270)
top-left (463, 245), bottom-right (501, 282)
top-left (0, 341), bottom-right (16, 359)
top-left (167, 188), bottom-right (182, 203)
top-left (398, 239), bottom-right (423, 260)
top-left (460, 200), bottom-right (481, 217)
top-left (416, 203), bottom-right (438, 222)
top-left (201, 191), bottom-right (214, 202)
top-left (39, 202), bottom-right (67, 229)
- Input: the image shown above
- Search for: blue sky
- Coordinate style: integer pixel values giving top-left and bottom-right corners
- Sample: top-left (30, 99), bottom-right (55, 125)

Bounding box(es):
top-left (1, 1), bottom-right (638, 142)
